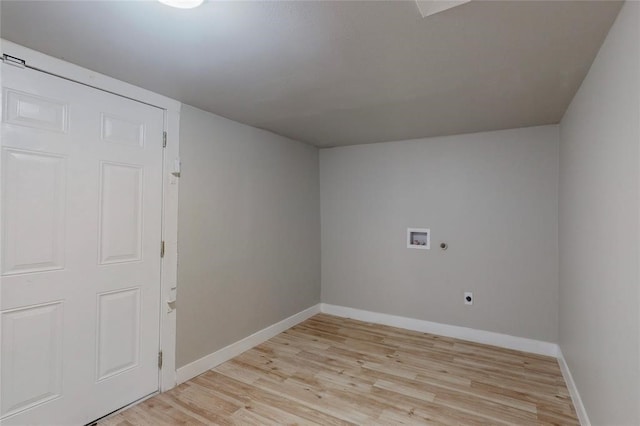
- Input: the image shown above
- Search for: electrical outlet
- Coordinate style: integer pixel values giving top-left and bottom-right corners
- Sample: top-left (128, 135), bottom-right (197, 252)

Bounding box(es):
top-left (464, 292), bottom-right (473, 305)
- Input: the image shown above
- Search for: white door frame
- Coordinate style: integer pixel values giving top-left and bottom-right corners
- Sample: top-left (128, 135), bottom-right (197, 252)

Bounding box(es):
top-left (0, 39), bottom-right (181, 392)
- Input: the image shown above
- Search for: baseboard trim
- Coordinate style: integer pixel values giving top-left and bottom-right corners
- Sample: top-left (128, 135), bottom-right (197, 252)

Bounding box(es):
top-left (176, 304), bottom-right (321, 384)
top-left (557, 349), bottom-right (590, 426)
top-left (320, 303), bottom-right (559, 357)
top-left (176, 302), bottom-right (587, 424)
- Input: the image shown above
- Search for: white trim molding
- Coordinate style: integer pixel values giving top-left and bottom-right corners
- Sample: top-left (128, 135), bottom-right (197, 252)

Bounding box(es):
top-left (321, 303), bottom-right (559, 357)
top-left (175, 302), bottom-right (590, 425)
top-left (159, 107), bottom-right (180, 391)
top-left (176, 304), bottom-right (321, 384)
top-left (557, 349), bottom-right (591, 426)
top-left (1, 39), bottom-right (182, 393)
top-left (320, 305), bottom-right (597, 421)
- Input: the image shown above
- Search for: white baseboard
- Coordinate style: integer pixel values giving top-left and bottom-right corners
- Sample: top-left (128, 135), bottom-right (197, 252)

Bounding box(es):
top-left (176, 304), bottom-right (321, 384)
top-left (320, 303), bottom-right (559, 357)
top-left (557, 349), bottom-right (590, 426)
top-left (176, 302), bottom-right (588, 425)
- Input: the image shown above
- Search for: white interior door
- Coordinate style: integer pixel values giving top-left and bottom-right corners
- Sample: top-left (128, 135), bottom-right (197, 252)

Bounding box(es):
top-left (1, 63), bottom-right (164, 425)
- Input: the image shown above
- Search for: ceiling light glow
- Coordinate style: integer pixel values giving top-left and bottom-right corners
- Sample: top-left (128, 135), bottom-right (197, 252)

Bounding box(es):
top-left (158, 0), bottom-right (204, 9)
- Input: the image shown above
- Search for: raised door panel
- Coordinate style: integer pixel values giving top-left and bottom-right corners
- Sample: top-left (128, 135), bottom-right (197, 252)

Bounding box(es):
top-left (1, 302), bottom-right (64, 418)
top-left (1, 149), bottom-right (66, 275)
top-left (3, 89), bottom-right (68, 133)
top-left (98, 162), bottom-right (143, 265)
top-left (101, 114), bottom-right (145, 148)
top-left (96, 288), bottom-right (141, 381)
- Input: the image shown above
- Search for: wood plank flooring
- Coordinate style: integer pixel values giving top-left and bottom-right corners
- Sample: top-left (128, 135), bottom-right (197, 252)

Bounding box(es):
top-left (100, 314), bottom-right (578, 425)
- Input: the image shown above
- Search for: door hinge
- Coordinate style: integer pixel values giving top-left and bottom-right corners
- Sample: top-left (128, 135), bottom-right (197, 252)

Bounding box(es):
top-left (163, 131), bottom-right (167, 148)
top-left (160, 240), bottom-right (165, 258)
top-left (158, 351), bottom-right (163, 369)
top-left (2, 54), bottom-right (26, 68)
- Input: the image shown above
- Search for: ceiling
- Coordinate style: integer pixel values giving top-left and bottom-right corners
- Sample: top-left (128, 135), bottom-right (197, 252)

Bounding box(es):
top-left (1, 1), bottom-right (623, 147)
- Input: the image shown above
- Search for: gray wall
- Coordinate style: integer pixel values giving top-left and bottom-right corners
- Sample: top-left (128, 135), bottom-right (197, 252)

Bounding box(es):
top-left (558, 2), bottom-right (639, 425)
top-left (320, 125), bottom-right (560, 343)
top-left (176, 105), bottom-right (321, 368)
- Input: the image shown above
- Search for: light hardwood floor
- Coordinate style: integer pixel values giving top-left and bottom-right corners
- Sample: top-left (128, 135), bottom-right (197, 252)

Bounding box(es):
top-left (100, 314), bottom-right (578, 425)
